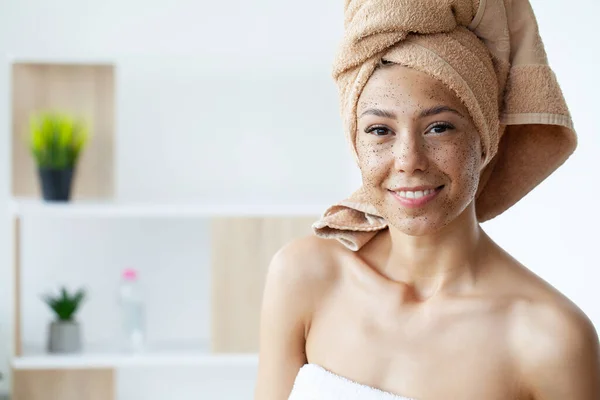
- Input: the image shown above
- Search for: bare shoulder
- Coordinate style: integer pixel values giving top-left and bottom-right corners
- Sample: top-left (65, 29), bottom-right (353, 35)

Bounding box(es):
top-left (509, 285), bottom-right (598, 361)
top-left (262, 234), bottom-right (347, 321)
top-left (268, 234), bottom-right (345, 287)
top-left (501, 259), bottom-right (600, 397)
top-left (255, 235), bottom-right (348, 399)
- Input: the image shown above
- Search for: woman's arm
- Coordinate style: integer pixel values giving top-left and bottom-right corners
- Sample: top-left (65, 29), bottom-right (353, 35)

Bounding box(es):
top-left (253, 240), bottom-right (315, 400)
top-left (516, 302), bottom-right (600, 399)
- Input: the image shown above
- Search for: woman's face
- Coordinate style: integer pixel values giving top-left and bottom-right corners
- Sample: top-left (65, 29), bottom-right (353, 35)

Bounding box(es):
top-left (355, 64), bottom-right (484, 235)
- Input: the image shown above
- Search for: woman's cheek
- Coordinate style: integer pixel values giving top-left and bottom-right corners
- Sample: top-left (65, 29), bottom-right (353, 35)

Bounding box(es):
top-left (357, 143), bottom-right (390, 185)
top-left (444, 141), bottom-right (481, 199)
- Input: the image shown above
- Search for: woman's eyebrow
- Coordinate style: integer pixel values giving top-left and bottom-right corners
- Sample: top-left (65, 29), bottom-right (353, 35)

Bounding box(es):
top-left (359, 108), bottom-right (397, 119)
top-left (419, 105), bottom-right (464, 119)
top-left (359, 105), bottom-right (464, 120)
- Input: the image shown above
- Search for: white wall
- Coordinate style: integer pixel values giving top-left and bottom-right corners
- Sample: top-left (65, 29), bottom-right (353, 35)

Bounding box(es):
top-left (482, 0), bottom-right (600, 326)
top-left (20, 217), bottom-right (211, 350)
top-left (0, 1), bottom-right (355, 397)
top-left (0, 0), bottom-right (599, 398)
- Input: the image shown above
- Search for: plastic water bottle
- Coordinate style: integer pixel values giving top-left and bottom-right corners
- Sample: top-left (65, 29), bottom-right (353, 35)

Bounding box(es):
top-left (118, 268), bottom-right (146, 353)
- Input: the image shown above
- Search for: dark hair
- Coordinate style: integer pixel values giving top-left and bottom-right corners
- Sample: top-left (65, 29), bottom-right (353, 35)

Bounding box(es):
top-left (377, 58), bottom-right (395, 68)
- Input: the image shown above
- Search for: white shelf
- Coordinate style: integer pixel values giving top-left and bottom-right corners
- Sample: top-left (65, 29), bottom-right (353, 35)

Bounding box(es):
top-left (7, 54), bottom-right (115, 65)
top-left (12, 346), bottom-right (259, 370)
top-left (9, 198), bottom-right (326, 218)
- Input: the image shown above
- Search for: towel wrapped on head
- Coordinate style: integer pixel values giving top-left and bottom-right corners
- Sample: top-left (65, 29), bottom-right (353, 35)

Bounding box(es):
top-left (313, 0), bottom-right (577, 251)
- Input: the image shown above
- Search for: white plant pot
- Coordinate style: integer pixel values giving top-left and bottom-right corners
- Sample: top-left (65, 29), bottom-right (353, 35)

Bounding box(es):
top-left (47, 320), bottom-right (82, 353)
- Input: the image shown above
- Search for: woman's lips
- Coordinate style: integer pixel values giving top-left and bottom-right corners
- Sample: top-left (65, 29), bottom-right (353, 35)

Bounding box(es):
top-left (389, 185), bottom-right (444, 208)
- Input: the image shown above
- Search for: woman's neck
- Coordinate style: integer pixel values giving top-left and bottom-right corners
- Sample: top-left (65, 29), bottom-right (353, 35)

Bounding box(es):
top-left (360, 204), bottom-right (491, 300)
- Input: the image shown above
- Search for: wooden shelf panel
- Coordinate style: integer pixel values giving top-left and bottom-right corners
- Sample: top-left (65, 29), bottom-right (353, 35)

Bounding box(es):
top-left (13, 369), bottom-right (115, 400)
top-left (11, 62), bottom-right (115, 199)
top-left (211, 216), bottom-right (318, 352)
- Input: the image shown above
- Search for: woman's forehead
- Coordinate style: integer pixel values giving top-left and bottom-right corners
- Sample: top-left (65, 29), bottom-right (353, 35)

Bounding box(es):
top-left (358, 64), bottom-right (468, 115)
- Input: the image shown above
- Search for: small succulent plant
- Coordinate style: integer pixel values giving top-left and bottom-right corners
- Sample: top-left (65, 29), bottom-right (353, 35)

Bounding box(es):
top-left (42, 286), bottom-right (86, 322)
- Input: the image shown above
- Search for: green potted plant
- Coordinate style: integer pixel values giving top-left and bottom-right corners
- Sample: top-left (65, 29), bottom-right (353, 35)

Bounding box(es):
top-left (42, 286), bottom-right (86, 353)
top-left (28, 111), bottom-right (91, 201)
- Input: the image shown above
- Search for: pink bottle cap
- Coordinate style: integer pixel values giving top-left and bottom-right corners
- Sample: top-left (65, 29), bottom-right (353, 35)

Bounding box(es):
top-left (122, 268), bottom-right (138, 281)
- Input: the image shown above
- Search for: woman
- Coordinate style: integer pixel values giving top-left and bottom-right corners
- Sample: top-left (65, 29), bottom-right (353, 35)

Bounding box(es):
top-left (254, 0), bottom-right (600, 399)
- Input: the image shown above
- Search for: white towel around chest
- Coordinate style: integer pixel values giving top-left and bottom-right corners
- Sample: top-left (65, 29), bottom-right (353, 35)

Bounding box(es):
top-left (288, 364), bottom-right (415, 400)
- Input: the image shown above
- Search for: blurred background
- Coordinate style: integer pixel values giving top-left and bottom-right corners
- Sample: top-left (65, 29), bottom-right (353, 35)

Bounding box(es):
top-left (0, 0), bottom-right (598, 399)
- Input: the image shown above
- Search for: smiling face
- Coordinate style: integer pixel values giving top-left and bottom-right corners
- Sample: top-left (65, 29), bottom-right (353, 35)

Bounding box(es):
top-left (355, 63), bottom-right (485, 235)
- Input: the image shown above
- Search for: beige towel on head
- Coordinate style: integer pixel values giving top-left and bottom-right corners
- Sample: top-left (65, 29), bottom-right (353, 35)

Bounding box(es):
top-left (313, 0), bottom-right (577, 251)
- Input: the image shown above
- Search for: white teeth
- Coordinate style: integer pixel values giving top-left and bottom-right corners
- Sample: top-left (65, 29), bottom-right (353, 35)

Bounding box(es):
top-left (397, 188), bottom-right (436, 199)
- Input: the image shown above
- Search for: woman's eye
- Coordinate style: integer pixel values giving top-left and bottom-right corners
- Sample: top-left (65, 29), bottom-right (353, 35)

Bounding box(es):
top-left (365, 126), bottom-right (392, 136)
top-left (427, 123), bottom-right (454, 135)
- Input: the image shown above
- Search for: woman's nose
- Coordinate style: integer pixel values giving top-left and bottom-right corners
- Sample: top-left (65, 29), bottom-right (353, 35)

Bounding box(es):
top-left (393, 132), bottom-right (429, 174)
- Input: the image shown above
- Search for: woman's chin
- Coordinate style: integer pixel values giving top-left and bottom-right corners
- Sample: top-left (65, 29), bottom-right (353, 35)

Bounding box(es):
top-left (374, 197), bottom-right (442, 233)
top-left (388, 217), bottom-right (446, 236)
top-left (382, 201), bottom-right (476, 236)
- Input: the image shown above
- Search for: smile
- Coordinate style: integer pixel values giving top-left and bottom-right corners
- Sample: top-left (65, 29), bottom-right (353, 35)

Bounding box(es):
top-left (389, 185), bottom-right (444, 208)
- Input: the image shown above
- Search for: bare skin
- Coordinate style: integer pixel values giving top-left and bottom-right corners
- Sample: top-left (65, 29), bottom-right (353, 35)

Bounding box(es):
top-left (254, 65), bottom-right (600, 400)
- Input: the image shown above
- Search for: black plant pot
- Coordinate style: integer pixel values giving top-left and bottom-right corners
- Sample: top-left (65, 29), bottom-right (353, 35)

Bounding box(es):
top-left (38, 167), bottom-right (75, 202)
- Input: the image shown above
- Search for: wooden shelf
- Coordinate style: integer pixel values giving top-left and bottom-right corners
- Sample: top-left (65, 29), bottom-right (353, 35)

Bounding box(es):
top-left (11, 62), bottom-right (115, 200)
top-left (10, 197), bottom-right (326, 218)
